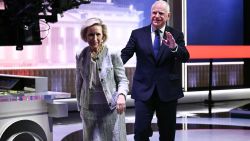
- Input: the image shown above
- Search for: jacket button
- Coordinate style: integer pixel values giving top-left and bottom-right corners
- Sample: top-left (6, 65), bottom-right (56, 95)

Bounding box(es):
top-left (98, 68), bottom-right (101, 71)
top-left (109, 103), bottom-right (111, 106)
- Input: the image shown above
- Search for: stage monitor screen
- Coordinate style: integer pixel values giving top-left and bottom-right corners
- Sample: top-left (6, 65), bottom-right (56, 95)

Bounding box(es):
top-left (185, 0), bottom-right (250, 59)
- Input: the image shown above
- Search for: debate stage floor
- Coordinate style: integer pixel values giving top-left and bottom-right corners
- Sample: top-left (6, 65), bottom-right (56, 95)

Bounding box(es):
top-left (53, 99), bottom-right (250, 141)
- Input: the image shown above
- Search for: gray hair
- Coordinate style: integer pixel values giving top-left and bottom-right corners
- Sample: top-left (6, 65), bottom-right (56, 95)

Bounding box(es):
top-left (152, 0), bottom-right (170, 13)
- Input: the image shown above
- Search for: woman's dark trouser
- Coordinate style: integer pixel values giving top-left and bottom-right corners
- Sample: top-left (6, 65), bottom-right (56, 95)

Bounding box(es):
top-left (134, 89), bottom-right (177, 141)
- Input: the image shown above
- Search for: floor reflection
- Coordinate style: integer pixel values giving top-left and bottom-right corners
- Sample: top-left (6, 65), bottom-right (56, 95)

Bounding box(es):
top-left (53, 99), bottom-right (250, 141)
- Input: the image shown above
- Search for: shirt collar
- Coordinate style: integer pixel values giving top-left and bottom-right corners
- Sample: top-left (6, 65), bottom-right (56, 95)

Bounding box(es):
top-left (151, 24), bottom-right (166, 33)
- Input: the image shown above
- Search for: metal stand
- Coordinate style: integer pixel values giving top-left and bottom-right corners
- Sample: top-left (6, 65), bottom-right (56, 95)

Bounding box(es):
top-left (204, 59), bottom-right (214, 117)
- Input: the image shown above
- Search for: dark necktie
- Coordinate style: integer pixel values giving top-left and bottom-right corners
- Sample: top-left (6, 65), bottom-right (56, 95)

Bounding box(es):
top-left (153, 29), bottom-right (160, 57)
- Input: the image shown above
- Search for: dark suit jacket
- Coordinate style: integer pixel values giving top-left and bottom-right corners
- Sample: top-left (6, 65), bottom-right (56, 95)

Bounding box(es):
top-left (121, 25), bottom-right (190, 102)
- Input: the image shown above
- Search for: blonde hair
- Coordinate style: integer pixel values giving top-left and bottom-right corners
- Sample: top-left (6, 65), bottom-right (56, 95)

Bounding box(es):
top-left (80, 18), bottom-right (108, 43)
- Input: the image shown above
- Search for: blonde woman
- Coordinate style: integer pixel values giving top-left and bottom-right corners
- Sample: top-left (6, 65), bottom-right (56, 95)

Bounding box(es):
top-left (76, 18), bottom-right (128, 141)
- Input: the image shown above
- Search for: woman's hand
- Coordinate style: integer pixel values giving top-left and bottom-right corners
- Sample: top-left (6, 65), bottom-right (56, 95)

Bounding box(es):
top-left (116, 94), bottom-right (126, 114)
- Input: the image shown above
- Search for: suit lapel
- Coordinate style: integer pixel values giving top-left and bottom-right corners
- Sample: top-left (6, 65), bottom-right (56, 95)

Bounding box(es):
top-left (143, 25), bottom-right (157, 62)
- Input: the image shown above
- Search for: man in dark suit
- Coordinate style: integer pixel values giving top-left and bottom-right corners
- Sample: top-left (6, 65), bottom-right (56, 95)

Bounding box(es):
top-left (121, 0), bottom-right (190, 141)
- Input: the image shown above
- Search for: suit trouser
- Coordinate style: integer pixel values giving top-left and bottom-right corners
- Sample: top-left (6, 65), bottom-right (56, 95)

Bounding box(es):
top-left (81, 104), bottom-right (127, 141)
top-left (134, 89), bottom-right (177, 141)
